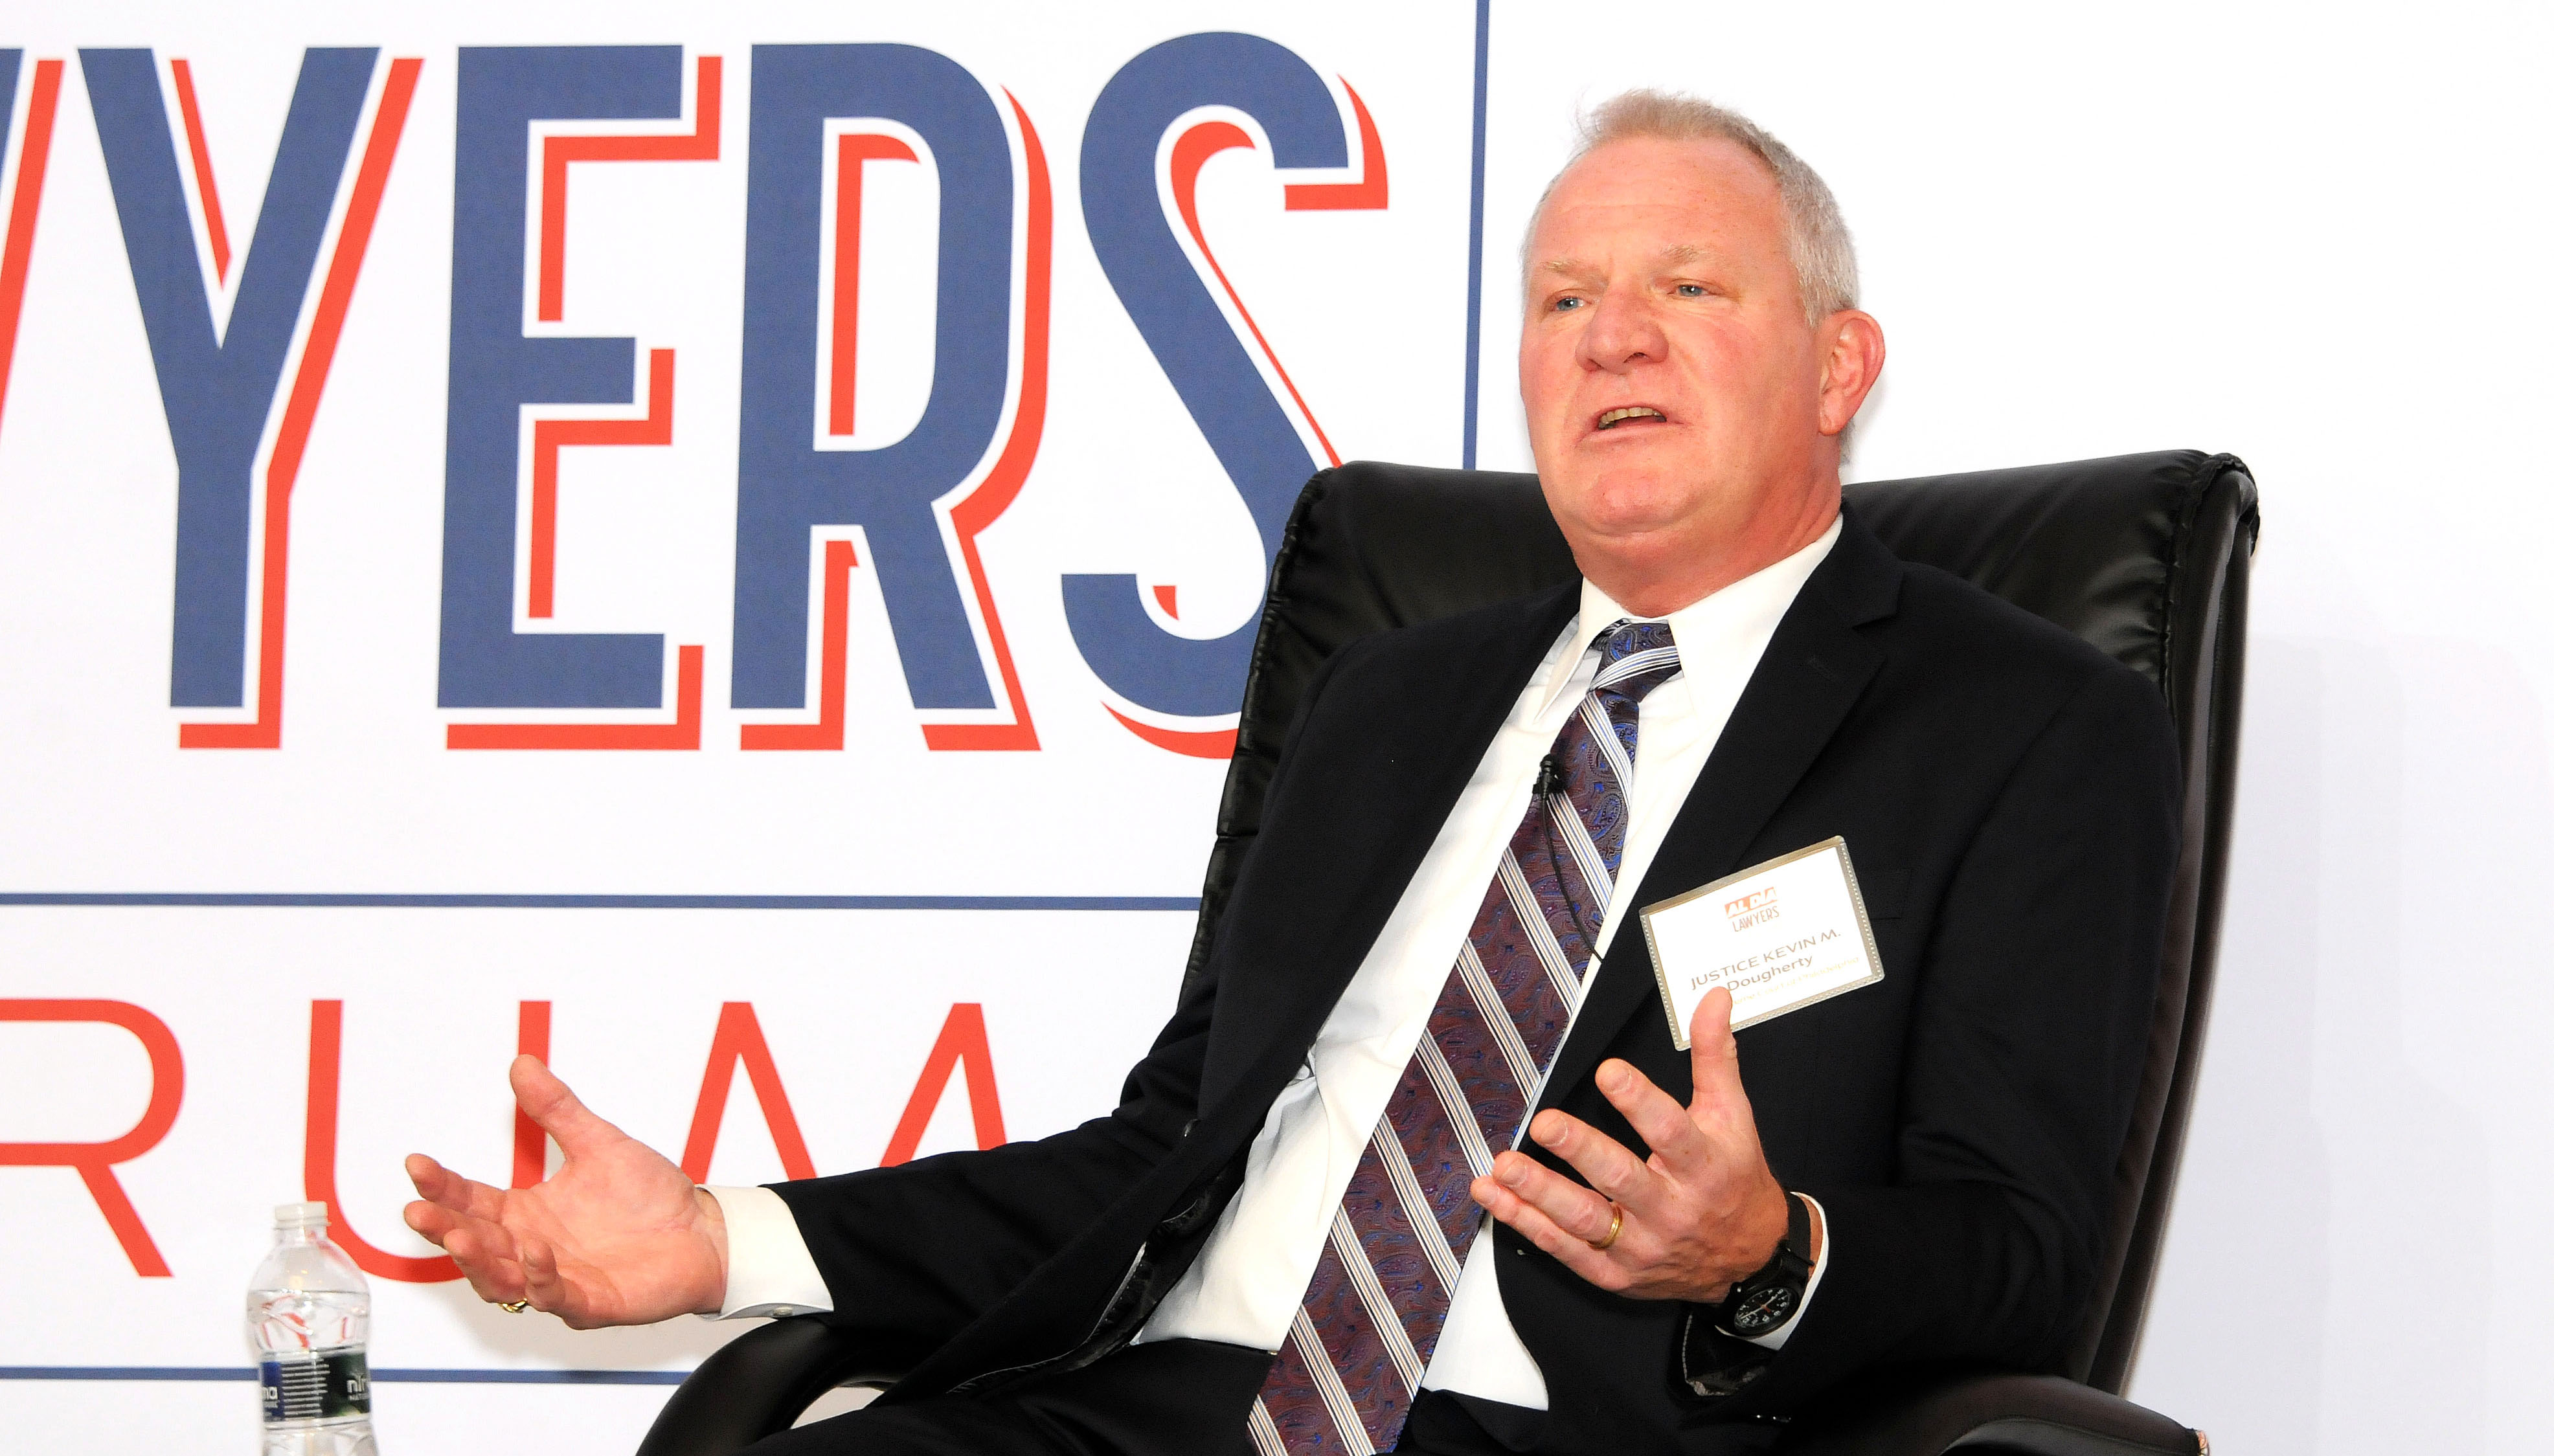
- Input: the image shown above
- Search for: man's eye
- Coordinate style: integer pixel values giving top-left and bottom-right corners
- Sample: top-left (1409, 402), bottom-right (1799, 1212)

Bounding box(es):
top-left (1674, 283), bottom-right (1706, 297)
top-left (1553, 296), bottom-right (1585, 312)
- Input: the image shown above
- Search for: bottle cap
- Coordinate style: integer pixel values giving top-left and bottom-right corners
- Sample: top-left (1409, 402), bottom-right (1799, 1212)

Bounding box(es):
top-left (273, 1201), bottom-right (330, 1229)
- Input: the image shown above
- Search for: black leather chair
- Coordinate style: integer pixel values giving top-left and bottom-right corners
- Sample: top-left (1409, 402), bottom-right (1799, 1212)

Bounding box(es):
top-left (640, 449), bottom-right (2257, 1456)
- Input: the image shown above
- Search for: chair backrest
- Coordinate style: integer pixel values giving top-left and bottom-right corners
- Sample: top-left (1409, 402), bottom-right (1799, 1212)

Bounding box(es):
top-left (1182, 450), bottom-right (2257, 1394)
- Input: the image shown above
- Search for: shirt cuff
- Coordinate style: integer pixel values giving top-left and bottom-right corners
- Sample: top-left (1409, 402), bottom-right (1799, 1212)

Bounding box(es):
top-left (1739, 1193), bottom-right (1827, 1350)
top-left (699, 1185), bottom-right (835, 1320)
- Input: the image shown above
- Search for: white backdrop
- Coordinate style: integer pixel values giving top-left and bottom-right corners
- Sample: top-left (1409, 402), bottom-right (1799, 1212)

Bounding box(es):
top-left (3, 3), bottom-right (2548, 1453)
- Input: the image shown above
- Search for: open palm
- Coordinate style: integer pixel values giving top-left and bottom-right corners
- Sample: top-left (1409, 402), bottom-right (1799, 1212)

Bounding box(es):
top-left (404, 1055), bottom-right (727, 1328)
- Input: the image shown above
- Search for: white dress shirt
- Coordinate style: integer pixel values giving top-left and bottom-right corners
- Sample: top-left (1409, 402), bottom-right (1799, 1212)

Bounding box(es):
top-left (709, 517), bottom-right (1842, 1406)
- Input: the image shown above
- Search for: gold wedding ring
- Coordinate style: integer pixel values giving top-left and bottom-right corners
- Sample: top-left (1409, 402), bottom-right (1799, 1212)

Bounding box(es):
top-left (1588, 1204), bottom-right (1624, 1251)
top-left (498, 1299), bottom-right (530, 1314)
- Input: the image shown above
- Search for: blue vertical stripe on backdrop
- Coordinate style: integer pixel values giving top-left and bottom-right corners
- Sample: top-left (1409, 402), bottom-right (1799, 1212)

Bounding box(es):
top-left (1461, 0), bottom-right (1491, 469)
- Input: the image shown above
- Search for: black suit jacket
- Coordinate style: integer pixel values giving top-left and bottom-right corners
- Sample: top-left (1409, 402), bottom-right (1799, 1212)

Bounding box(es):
top-left (773, 510), bottom-right (2180, 1452)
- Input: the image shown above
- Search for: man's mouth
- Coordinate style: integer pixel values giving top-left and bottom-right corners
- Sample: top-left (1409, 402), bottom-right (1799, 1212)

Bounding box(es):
top-left (1595, 406), bottom-right (1665, 431)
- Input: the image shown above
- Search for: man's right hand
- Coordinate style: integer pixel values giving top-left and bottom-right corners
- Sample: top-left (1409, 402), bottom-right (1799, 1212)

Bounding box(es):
top-left (404, 1055), bottom-right (729, 1328)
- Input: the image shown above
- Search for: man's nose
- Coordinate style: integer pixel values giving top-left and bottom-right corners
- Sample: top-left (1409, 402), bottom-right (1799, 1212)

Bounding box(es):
top-left (1577, 290), bottom-right (1669, 374)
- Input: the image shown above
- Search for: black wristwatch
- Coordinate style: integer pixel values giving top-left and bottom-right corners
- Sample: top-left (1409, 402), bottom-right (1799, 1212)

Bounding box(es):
top-left (1713, 1193), bottom-right (1816, 1339)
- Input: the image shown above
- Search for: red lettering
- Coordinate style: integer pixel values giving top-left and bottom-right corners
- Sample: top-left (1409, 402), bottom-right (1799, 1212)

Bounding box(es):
top-left (681, 1002), bottom-right (817, 1183)
top-left (880, 1003), bottom-right (1008, 1167)
top-left (304, 1000), bottom-right (456, 1282)
top-left (512, 1000), bottom-right (551, 1188)
top-left (303, 998), bottom-right (550, 1284)
top-left (0, 59), bottom-right (62, 430)
top-left (0, 998), bottom-right (183, 1277)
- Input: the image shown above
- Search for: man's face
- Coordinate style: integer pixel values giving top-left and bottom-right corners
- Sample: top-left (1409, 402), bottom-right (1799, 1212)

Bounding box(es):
top-left (1519, 135), bottom-right (1842, 595)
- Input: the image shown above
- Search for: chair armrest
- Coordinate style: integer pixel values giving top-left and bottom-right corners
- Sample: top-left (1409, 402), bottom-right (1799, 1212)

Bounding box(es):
top-left (635, 1319), bottom-right (908, 1456)
top-left (631, 1336), bottom-right (2207, 1456)
top-left (1778, 1367), bottom-right (2203, 1456)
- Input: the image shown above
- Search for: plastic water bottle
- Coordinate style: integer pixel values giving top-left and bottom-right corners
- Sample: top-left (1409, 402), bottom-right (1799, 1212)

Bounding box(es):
top-left (246, 1202), bottom-right (378, 1455)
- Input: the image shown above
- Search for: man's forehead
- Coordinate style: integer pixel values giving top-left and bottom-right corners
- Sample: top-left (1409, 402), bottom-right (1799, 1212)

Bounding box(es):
top-left (1530, 141), bottom-right (1783, 260)
top-left (1535, 242), bottom-right (1719, 278)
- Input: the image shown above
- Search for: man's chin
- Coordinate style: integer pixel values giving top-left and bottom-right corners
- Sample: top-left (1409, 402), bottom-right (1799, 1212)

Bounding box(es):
top-left (1552, 467), bottom-right (1722, 535)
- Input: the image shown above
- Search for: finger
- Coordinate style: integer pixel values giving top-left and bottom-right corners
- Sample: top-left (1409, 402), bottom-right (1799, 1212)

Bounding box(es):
top-left (1526, 1105), bottom-right (1655, 1207)
top-left (1686, 990), bottom-right (1761, 1134)
top-left (1470, 1169), bottom-right (1627, 1292)
top-left (440, 1221), bottom-right (528, 1305)
top-left (519, 1233), bottom-right (586, 1327)
top-left (404, 1200), bottom-right (515, 1268)
top-left (510, 1055), bottom-right (627, 1159)
top-left (405, 1153), bottom-right (508, 1223)
top-left (1591, 1058), bottom-right (1712, 1176)
top-left (1487, 1147), bottom-right (1620, 1247)
top-left (404, 1198), bottom-right (469, 1245)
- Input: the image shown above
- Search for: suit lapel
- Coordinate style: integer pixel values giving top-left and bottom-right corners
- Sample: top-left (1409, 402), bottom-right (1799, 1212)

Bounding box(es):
top-left (1540, 515), bottom-right (1903, 1101)
top-left (1200, 584), bottom-right (1583, 1117)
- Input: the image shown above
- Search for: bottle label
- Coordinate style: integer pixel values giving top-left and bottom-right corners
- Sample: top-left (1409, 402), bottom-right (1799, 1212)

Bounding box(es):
top-left (260, 1350), bottom-right (370, 1422)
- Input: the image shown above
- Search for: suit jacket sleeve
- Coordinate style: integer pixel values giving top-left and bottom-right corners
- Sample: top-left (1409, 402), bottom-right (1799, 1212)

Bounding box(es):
top-left (765, 639), bottom-right (1364, 1365)
top-left (1686, 660), bottom-right (2182, 1406)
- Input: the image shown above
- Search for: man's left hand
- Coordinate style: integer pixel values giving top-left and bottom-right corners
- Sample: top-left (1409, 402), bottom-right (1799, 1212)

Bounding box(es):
top-left (1469, 987), bottom-right (1816, 1303)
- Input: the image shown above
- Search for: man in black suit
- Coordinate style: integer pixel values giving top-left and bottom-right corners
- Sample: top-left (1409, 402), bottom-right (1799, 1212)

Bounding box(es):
top-left (406, 91), bottom-right (2176, 1455)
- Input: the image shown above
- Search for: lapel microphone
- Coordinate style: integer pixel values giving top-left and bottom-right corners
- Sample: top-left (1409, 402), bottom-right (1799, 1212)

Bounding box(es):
top-left (1533, 750), bottom-right (1604, 969)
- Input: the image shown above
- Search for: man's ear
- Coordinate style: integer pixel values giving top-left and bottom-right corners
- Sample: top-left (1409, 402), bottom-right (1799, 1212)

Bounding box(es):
top-left (1816, 310), bottom-right (1886, 438)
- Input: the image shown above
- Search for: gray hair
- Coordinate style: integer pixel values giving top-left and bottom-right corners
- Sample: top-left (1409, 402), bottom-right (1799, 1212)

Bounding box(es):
top-left (1527, 90), bottom-right (1859, 326)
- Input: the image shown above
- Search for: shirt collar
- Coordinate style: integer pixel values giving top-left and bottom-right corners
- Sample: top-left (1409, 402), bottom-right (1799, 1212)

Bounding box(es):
top-left (1528, 513), bottom-right (1846, 723)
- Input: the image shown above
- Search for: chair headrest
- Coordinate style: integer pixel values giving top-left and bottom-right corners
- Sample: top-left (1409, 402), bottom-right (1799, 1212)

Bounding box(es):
top-left (1279, 450), bottom-right (2258, 696)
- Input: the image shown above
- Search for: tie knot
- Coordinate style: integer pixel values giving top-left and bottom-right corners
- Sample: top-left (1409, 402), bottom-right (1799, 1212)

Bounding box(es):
top-left (1593, 619), bottom-right (1678, 702)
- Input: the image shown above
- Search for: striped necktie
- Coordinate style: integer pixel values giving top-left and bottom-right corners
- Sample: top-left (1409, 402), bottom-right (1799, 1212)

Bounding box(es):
top-left (1252, 620), bottom-right (1682, 1455)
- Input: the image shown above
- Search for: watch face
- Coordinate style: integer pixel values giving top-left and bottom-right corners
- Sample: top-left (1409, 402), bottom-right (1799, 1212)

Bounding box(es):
top-left (1732, 1284), bottom-right (1800, 1334)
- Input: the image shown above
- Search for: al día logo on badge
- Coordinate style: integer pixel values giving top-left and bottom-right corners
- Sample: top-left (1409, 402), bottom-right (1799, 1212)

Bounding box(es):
top-left (1724, 886), bottom-right (1778, 932)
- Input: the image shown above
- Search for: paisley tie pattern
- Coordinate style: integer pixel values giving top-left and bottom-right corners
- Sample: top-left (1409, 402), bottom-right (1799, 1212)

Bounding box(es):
top-left (1251, 621), bottom-right (1680, 1455)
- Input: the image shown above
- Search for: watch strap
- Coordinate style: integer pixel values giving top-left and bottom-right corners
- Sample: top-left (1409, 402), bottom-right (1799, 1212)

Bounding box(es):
top-left (1712, 1191), bottom-right (1814, 1336)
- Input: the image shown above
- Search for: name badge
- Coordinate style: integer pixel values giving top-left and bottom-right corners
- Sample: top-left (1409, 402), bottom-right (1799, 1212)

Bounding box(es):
top-left (1638, 836), bottom-right (1886, 1050)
